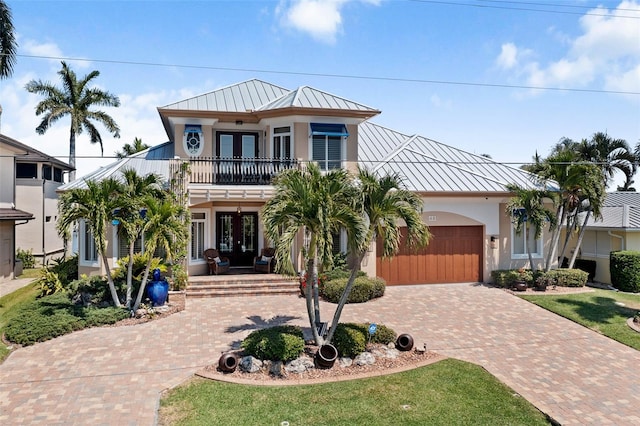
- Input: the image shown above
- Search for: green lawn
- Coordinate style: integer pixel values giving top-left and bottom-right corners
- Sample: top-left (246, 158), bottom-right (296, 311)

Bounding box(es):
top-left (521, 289), bottom-right (640, 350)
top-left (0, 281), bottom-right (39, 362)
top-left (159, 359), bottom-right (549, 425)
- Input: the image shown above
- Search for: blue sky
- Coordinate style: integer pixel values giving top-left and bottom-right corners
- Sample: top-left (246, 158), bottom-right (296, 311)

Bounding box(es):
top-left (1, 0), bottom-right (639, 187)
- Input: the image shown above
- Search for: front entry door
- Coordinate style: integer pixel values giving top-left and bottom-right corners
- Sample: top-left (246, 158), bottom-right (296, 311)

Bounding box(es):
top-left (216, 212), bottom-right (258, 267)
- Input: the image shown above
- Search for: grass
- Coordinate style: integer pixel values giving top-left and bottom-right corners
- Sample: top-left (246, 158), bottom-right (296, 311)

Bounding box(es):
top-left (159, 359), bottom-right (549, 425)
top-left (17, 268), bottom-right (42, 280)
top-left (0, 281), bottom-right (40, 362)
top-left (521, 289), bottom-right (640, 350)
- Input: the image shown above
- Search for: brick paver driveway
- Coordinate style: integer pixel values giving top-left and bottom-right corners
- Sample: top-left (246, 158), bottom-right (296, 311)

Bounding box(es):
top-left (1, 284), bottom-right (639, 425)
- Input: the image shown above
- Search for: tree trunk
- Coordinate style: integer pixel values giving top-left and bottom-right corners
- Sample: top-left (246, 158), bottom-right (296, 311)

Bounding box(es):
top-left (526, 224), bottom-right (536, 272)
top-left (312, 253), bottom-right (321, 326)
top-left (132, 256), bottom-right (153, 312)
top-left (568, 209), bottom-right (591, 269)
top-left (544, 205), bottom-right (565, 272)
top-left (101, 250), bottom-right (121, 307)
top-left (325, 250), bottom-right (367, 344)
top-left (69, 128), bottom-right (76, 181)
top-left (558, 209), bottom-right (579, 264)
top-left (125, 241), bottom-right (135, 308)
top-left (305, 256), bottom-right (322, 345)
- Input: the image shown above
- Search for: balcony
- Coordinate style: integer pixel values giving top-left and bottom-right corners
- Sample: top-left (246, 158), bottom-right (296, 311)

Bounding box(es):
top-left (170, 157), bottom-right (300, 186)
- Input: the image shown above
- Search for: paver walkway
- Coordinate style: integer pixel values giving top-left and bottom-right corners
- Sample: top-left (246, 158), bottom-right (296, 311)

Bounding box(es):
top-left (1, 283), bottom-right (639, 425)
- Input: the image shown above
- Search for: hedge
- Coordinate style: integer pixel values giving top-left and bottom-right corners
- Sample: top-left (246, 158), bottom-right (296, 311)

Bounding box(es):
top-left (610, 251), bottom-right (640, 293)
top-left (240, 325), bottom-right (305, 362)
top-left (492, 268), bottom-right (587, 288)
top-left (331, 322), bottom-right (397, 358)
top-left (321, 276), bottom-right (386, 303)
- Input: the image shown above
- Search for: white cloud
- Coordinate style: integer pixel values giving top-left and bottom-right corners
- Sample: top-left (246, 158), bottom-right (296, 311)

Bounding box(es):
top-left (496, 43), bottom-right (518, 69)
top-left (20, 37), bottom-right (91, 70)
top-left (496, 1), bottom-right (640, 94)
top-left (276, 0), bottom-right (380, 43)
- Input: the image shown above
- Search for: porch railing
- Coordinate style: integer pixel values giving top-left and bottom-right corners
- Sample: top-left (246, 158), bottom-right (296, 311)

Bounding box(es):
top-left (171, 157), bottom-right (300, 185)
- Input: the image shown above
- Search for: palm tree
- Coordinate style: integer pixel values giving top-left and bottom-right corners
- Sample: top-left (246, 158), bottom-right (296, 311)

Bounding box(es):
top-left (575, 132), bottom-right (635, 189)
top-left (325, 167), bottom-right (430, 344)
top-left (0, 0), bottom-right (17, 79)
top-left (116, 169), bottom-right (164, 309)
top-left (25, 61), bottom-right (121, 180)
top-left (57, 178), bottom-right (123, 307)
top-left (262, 163), bottom-right (365, 345)
top-left (505, 184), bottom-right (556, 271)
top-left (132, 195), bottom-right (188, 312)
top-left (115, 137), bottom-right (149, 159)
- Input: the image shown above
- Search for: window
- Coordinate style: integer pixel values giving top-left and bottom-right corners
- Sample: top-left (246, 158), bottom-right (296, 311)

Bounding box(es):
top-left (16, 163), bottom-right (38, 179)
top-left (43, 165), bottom-right (52, 180)
top-left (273, 126), bottom-right (291, 159)
top-left (511, 224), bottom-right (542, 259)
top-left (54, 167), bottom-right (64, 183)
top-left (80, 220), bottom-right (98, 264)
top-left (310, 123), bottom-right (348, 170)
top-left (118, 233), bottom-right (143, 259)
top-left (191, 212), bottom-right (206, 261)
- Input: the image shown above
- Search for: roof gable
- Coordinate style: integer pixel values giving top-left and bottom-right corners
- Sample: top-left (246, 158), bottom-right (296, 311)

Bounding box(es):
top-left (256, 85), bottom-right (378, 113)
top-left (0, 133), bottom-right (72, 170)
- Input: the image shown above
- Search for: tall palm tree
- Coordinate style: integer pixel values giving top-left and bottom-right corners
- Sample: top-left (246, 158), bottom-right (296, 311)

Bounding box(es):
top-left (576, 132), bottom-right (635, 189)
top-left (57, 178), bottom-right (123, 307)
top-left (505, 184), bottom-right (556, 271)
top-left (116, 169), bottom-right (164, 309)
top-left (25, 61), bottom-right (121, 180)
top-left (0, 0), bottom-right (17, 79)
top-left (325, 167), bottom-right (430, 344)
top-left (132, 195), bottom-right (188, 312)
top-left (115, 137), bottom-right (149, 159)
top-left (262, 163), bottom-right (365, 345)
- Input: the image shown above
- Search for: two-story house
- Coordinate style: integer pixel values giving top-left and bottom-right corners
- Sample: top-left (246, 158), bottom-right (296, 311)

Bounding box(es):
top-left (61, 79), bottom-right (554, 284)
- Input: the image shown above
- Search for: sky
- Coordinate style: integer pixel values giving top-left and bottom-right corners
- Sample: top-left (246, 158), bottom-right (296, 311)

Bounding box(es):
top-left (1, 0), bottom-right (639, 188)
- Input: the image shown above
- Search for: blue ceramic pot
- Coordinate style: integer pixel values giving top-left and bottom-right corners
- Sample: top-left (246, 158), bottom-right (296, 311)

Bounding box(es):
top-left (147, 279), bottom-right (169, 307)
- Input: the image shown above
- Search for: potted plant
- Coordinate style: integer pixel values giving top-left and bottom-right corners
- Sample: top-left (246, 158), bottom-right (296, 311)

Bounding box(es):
top-left (512, 267), bottom-right (529, 292)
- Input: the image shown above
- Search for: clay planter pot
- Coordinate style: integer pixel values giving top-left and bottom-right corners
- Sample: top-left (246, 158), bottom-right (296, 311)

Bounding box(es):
top-left (534, 282), bottom-right (548, 291)
top-left (218, 352), bottom-right (239, 373)
top-left (395, 333), bottom-right (414, 351)
top-left (315, 344), bottom-right (338, 369)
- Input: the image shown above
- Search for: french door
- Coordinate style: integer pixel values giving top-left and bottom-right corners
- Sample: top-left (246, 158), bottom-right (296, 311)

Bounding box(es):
top-left (216, 132), bottom-right (259, 184)
top-left (216, 212), bottom-right (258, 267)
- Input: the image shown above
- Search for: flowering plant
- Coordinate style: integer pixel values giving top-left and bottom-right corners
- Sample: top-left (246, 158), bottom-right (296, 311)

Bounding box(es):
top-left (299, 271), bottom-right (327, 297)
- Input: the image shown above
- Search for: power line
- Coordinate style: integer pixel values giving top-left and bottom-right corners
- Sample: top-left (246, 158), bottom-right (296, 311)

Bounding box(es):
top-left (15, 54), bottom-right (640, 96)
top-left (407, 0), bottom-right (640, 19)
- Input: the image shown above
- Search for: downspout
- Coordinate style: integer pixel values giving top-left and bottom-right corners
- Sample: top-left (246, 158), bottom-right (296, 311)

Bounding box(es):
top-left (42, 166), bottom-right (46, 264)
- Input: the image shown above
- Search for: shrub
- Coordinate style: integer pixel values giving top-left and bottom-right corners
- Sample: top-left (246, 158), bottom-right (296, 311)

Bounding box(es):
top-left (35, 269), bottom-right (63, 297)
top-left (331, 322), bottom-right (397, 358)
top-left (332, 323), bottom-right (367, 358)
top-left (3, 292), bottom-right (128, 345)
top-left (543, 269), bottom-right (588, 287)
top-left (111, 253), bottom-right (167, 296)
top-left (241, 325), bottom-right (304, 362)
top-left (610, 251), bottom-right (640, 293)
top-left (322, 276), bottom-right (386, 304)
top-left (490, 269), bottom-right (534, 287)
top-left (16, 248), bottom-right (36, 269)
top-left (48, 255), bottom-right (78, 287)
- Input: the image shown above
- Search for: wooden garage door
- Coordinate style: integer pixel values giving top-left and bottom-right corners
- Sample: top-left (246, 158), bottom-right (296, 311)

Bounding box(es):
top-left (377, 226), bottom-right (483, 285)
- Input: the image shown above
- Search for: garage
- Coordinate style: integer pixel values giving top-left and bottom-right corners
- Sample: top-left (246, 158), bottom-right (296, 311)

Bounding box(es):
top-left (376, 226), bottom-right (483, 285)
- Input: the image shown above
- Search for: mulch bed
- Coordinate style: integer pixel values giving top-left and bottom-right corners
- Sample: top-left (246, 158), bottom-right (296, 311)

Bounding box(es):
top-left (111, 291), bottom-right (186, 327)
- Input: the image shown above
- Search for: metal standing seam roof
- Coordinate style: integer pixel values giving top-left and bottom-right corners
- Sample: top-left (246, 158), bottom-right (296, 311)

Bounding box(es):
top-left (256, 86), bottom-right (379, 112)
top-left (58, 142), bottom-right (174, 191)
top-left (584, 192), bottom-right (640, 229)
top-left (159, 79), bottom-right (290, 113)
top-left (358, 121), bottom-right (552, 193)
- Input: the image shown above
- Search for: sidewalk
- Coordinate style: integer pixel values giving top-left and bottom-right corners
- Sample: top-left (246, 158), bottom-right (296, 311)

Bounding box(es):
top-left (0, 283), bottom-right (638, 424)
top-left (0, 277), bottom-right (35, 298)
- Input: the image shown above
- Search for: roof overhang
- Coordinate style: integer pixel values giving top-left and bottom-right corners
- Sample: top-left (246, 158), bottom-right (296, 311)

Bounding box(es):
top-left (0, 208), bottom-right (35, 221)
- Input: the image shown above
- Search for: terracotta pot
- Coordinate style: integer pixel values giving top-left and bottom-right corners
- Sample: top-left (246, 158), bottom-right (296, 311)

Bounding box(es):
top-left (395, 333), bottom-right (414, 351)
top-left (218, 352), bottom-right (239, 373)
top-left (315, 344), bottom-right (338, 369)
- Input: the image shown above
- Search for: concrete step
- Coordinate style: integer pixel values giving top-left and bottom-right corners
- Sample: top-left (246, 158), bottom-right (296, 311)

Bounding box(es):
top-left (186, 274), bottom-right (300, 298)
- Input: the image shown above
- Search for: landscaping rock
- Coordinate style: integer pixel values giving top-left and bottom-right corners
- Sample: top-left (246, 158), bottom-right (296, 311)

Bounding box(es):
top-left (371, 346), bottom-right (400, 359)
top-left (267, 360), bottom-right (284, 377)
top-left (239, 356), bottom-right (263, 373)
top-left (285, 356), bottom-right (315, 373)
top-left (354, 352), bottom-right (376, 366)
top-left (338, 357), bottom-right (353, 368)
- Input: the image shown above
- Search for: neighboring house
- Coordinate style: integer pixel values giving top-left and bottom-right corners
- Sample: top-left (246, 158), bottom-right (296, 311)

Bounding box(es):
top-left (0, 134), bottom-right (35, 279)
top-left (60, 79), bottom-right (552, 284)
top-left (0, 134), bottom-right (73, 275)
top-left (571, 192), bottom-right (640, 284)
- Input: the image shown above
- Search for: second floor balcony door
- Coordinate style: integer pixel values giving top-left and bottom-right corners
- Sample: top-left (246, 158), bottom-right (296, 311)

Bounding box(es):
top-left (216, 132), bottom-right (258, 184)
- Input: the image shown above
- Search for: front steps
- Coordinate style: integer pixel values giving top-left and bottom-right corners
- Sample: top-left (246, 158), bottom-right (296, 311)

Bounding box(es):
top-left (187, 271), bottom-right (299, 298)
